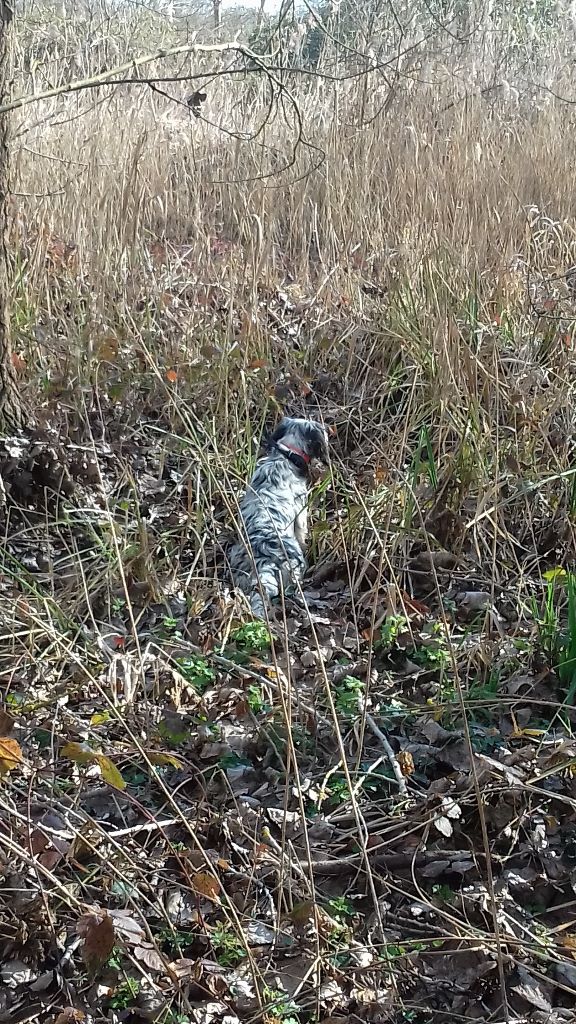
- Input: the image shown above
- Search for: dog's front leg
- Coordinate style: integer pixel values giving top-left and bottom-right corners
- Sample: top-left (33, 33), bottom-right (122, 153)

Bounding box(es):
top-left (294, 506), bottom-right (308, 555)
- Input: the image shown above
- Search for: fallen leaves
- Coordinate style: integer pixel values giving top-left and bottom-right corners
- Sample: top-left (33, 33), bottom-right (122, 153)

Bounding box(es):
top-left (0, 736), bottom-right (22, 775)
top-left (133, 944), bottom-right (166, 972)
top-left (5, 265), bottom-right (576, 1024)
top-left (433, 796), bottom-right (462, 838)
top-left (190, 871), bottom-right (222, 902)
top-left (92, 753), bottom-right (126, 790)
top-left (409, 549), bottom-right (459, 572)
top-left (29, 810), bottom-right (71, 870)
top-left (61, 742), bottom-right (126, 790)
top-left (511, 964), bottom-right (553, 1013)
top-left (0, 708), bottom-right (15, 735)
top-left (53, 1011), bottom-right (86, 1024)
top-left (396, 750), bottom-right (415, 777)
top-left (77, 911), bottom-right (115, 975)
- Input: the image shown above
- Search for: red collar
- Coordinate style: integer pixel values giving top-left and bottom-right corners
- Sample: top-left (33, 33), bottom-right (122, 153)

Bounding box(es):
top-left (276, 441), bottom-right (311, 464)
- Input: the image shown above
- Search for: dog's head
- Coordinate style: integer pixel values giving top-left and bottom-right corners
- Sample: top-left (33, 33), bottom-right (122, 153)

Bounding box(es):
top-left (272, 417), bottom-right (330, 466)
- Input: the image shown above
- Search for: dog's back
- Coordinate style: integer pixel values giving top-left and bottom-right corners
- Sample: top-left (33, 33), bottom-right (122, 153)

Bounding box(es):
top-left (229, 417), bottom-right (329, 618)
top-left (229, 450), bottom-right (308, 616)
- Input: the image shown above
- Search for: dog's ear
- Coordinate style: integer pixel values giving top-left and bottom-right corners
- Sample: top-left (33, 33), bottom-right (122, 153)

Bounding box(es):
top-left (306, 422), bottom-right (330, 464)
top-left (271, 417), bottom-right (293, 442)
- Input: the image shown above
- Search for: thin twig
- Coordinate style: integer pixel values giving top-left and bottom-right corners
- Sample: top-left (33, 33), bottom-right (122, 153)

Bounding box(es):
top-left (365, 712), bottom-right (408, 796)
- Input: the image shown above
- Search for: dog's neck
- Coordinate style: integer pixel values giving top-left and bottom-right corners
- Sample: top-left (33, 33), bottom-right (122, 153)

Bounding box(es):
top-left (275, 440), bottom-right (311, 473)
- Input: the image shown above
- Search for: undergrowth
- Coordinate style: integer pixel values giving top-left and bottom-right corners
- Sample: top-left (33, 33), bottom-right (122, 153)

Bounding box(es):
top-left (4, 2), bottom-right (576, 1023)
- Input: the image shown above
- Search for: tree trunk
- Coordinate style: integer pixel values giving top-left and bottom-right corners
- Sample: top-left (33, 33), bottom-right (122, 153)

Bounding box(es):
top-left (213, 0), bottom-right (221, 30)
top-left (0, 2), bottom-right (23, 432)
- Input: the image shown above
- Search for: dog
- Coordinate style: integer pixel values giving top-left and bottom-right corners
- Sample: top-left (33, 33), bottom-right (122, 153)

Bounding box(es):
top-left (229, 417), bottom-right (329, 619)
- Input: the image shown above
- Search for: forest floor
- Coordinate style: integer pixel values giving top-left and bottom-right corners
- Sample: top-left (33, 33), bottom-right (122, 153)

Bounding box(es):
top-left (2, 231), bottom-right (576, 1024)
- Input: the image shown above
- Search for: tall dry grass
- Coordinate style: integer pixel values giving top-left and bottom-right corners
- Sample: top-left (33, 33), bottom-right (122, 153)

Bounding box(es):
top-left (11, 4), bottom-right (576, 519)
top-left (5, 9), bottom-right (576, 1018)
top-left (4, 5), bottom-right (576, 693)
top-left (6, 5), bottom-right (576, 584)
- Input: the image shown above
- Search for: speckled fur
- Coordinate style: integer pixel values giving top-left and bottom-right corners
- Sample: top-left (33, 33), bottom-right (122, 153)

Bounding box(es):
top-left (229, 417), bottom-right (329, 619)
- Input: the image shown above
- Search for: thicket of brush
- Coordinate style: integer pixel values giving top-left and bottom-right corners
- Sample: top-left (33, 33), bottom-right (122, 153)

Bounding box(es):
top-left (5, 3), bottom-right (576, 1019)
top-left (9, 0), bottom-right (576, 589)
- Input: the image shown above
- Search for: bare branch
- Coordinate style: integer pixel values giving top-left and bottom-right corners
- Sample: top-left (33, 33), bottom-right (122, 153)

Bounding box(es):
top-left (0, 40), bottom-right (255, 114)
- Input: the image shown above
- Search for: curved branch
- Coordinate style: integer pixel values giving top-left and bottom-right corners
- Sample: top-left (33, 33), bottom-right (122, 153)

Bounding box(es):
top-left (0, 40), bottom-right (257, 114)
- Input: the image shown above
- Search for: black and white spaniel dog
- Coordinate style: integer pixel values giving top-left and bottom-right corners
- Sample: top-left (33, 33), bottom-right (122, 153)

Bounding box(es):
top-left (229, 417), bottom-right (329, 619)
